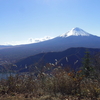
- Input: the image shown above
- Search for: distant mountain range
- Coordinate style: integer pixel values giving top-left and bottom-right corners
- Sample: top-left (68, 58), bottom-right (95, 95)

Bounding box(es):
top-left (12, 47), bottom-right (100, 72)
top-left (0, 27), bottom-right (100, 63)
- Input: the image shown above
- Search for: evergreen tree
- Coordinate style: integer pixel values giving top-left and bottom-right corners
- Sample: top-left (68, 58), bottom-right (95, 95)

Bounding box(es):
top-left (82, 50), bottom-right (95, 78)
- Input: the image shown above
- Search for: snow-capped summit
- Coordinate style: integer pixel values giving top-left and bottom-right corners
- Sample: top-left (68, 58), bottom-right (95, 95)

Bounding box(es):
top-left (60, 27), bottom-right (92, 37)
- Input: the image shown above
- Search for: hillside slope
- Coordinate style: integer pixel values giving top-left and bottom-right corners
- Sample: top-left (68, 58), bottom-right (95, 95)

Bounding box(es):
top-left (13, 47), bottom-right (100, 72)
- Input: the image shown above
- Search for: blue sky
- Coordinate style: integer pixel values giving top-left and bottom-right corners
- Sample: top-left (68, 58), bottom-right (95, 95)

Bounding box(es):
top-left (0, 0), bottom-right (100, 45)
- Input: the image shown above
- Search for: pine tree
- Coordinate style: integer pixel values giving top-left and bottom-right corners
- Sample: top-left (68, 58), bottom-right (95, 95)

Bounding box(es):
top-left (82, 50), bottom-right (95, 78)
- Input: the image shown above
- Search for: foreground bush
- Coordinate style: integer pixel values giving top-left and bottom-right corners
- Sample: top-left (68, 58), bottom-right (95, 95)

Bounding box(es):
top-left (0, 65), bottom-right (100, 100)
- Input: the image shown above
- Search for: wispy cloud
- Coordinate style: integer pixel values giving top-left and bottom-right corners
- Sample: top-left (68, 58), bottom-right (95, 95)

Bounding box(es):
top-left (3, 36), bottom-right (54, 46)
top-left (28, 36), bottom-right (54, 43)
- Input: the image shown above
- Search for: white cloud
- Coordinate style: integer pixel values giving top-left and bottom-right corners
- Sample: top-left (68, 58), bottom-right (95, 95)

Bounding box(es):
top-left (3, 36), bottom-right (54, 46)
top-left (4, 41), bottom-right (28, 46)
top-left (28, 36), bottom-right (54, 43)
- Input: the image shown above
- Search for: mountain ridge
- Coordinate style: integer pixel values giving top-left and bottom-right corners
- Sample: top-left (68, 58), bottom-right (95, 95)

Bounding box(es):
top-left (0, 27), bottom-right (100, 62)
top-left (13, 47), bottom-right (100, 72)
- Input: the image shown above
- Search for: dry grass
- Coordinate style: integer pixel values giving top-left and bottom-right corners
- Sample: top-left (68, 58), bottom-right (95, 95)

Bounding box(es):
top-left (0, 95), bottom-right (100, 100)
top-left (0, 64), bottom-right (100, 100)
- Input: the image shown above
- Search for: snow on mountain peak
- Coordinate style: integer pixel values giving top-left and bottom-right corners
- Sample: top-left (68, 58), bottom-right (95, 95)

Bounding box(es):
top-left (60, 27), bottom-right (91, 37)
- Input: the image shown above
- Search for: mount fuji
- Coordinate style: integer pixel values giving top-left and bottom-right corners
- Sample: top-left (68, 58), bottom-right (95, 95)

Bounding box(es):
top-left (60, 27), bottom-right (92, 37)
top-left (0, 27), bottom-right (100, 62)
top-left (45, 27), bottom-right (100, 50)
